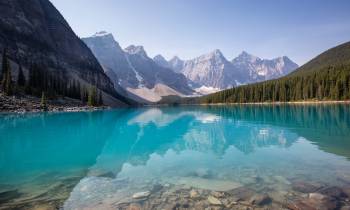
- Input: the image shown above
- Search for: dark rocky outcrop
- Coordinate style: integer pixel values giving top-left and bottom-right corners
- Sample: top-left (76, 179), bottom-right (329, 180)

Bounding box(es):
top-left (0, 0), bottom-right (132, 106)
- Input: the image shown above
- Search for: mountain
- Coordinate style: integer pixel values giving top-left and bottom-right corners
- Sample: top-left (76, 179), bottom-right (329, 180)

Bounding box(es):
top-left (168, 56), bottom-right (185, 73)
top-left (0, 0), bottom-right (130, 106)
top-left (160, 50), bottom-right (298, 92)
top-left (82, 32), bottom-right (137, 92)
top-left (232, 51), bottom-right (299, 83)
top-left (180, 50), bottom-right (244, 89)
top-left (290, 41), bottom-right (350, 76)
top-left (153, 55), bottom-right (170, 69)
top-left (198, 41), bottom-right (350, 104)
top-left (83, 32), bottom-right (193, 103)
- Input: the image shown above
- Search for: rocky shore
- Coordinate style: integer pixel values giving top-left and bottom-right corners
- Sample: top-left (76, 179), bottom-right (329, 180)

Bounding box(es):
top-left (63, 181), bottom-right (350, 210)
top-left (2, 173), bottom-right (350, 210)
top-left (0, 92), bottom-right (108, 113)
top-left (62, 171), bottom-right (350, 210)
top-left (112, 182), bottom-right (350, 210)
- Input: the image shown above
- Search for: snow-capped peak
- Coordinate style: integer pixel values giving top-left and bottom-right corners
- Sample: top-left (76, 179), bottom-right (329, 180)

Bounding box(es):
top-left (168, 56), bottom-right (185, 72)
top-left (235, 51), bottom-right (259, 63)
top-left (212, 49), bottom-right (225, 59)
top-left (124, 45), bottom-right (148, 58)
top-left (93, 31), bottom-right (111, 37)
top-left (197, 49), bottom-right (226, 63)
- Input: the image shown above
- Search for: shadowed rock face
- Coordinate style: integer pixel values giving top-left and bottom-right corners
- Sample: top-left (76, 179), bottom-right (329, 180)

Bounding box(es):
top-left (0, 0), bottom-right (129, 106)
top-left (83, 33), bottom-right (194, 103)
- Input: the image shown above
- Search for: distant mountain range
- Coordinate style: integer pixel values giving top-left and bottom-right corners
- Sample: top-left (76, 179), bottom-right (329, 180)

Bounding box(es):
top-left (0, 0), bottom-right (347, 108)
top-left (198, 41), bottom-right (350, 104)
top-left (84, 31), bottom-right (298, 102)
top-left (83, 32), bottom-right (193, 103)
top-left (0, 0), bottom-right (297, 105)
top-left (154, 50), bottom-right (298, 91)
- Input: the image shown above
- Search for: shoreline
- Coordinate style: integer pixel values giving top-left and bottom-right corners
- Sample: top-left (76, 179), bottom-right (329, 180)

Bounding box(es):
top-left (2, 99), bottom-right (350, 114)
top-left (0, 92), bottom-right (110, 114)
top-left (182, 100), bottom-right (350, 106)
top-left (153, 100), bottom-right (350, 107)
top-left (0, 106), bottom-right (111, 115)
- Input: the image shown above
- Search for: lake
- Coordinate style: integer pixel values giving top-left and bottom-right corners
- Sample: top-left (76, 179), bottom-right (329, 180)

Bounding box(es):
top-left (1, 105), bottom-right (350, 209)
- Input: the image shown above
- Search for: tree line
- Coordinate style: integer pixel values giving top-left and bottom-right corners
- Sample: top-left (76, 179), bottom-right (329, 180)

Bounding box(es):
top-left (0, 49), bottom-right (103, 107)
top-left (199, 64), bottom-right (350, 104)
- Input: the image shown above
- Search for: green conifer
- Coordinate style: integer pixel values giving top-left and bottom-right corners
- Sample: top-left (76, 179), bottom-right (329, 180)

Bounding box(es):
top-left (40, 91), bottom-right (47, 111)
top-left (0, 49), bottom-right (7, 83)
top-left (98, 91), bottom-right (103, 106)
top-left (17, 65), bottom-right (26, 87)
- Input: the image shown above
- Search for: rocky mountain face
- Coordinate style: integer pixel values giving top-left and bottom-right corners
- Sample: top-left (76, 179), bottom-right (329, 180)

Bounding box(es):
top-left (83, 33), bottom-right (193, 103)
top-left (168, 56), bottom-right (185, 73)
top-left (155, 50), bottom-right (298, 92)
top-left (153, 55), bottom-right (170, 69)
top-left (0, 0), bottom-right (129, 106)
top-left (232, 51), bottom-right (299, 83)
top-left (180, 50), bottom-right (246, 89)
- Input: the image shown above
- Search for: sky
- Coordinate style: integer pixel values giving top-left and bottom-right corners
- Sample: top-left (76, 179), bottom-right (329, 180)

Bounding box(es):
top-left (50, 0), bottom-right (350, 65)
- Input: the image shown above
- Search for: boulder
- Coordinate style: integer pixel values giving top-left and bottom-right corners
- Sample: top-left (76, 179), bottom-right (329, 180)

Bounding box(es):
top-left (208, 196), bottom-right (222, 205)
top-left (190, 190), bottom-right (199, 198)
top-left (132, 191), bottom-right (151, 199)
top-left (249, 194), bottom-right (272, 206)
top-left (292, 181), bottom-right (322, 193)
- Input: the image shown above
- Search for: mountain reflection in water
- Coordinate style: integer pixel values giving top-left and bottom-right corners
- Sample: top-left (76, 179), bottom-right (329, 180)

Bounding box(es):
top-left (0, 105), bottom-right (349, 209)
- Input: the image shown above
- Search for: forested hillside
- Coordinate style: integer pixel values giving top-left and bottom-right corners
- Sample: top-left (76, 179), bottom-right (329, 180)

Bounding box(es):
top-left (0, 0), bottom-right (134, 107)
top-left (198, 41), bottom-right (350, 104)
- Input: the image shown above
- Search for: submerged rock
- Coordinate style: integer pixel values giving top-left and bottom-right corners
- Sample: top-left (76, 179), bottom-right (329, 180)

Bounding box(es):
top-left (173, 177), bottom-right (242, 191)
top-left (292, 181), bottom-right (322, 193)
top-left (317, 186), bottom-right (348, 199)
top-left (249, 194), bottom-right (272, 206)
top-left (308, 193), bottom-right (326, 200)
top-left (132, 191), bottom-right (151, 199)
top-left (273, 175), bottom-right (291, 185)
top-left (128, 203), bottom-right (142, 210)
top-left (208, 196), bottom-right (222, 205)
top-left (211, 191), bottom-right (226, 198)
top-left (151, 184), bottom-right (163, 193)
top-left (229, 187), bottom-right (256, 201)
top-left (0, 189), bottom-right (22, 203)
top-left (190, 189), bottom-right (199, 198)
top-left (288, 192), bottom-right (340, 210)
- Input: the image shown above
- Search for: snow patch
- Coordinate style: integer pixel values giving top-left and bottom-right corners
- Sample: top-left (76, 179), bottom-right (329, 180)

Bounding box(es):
top-left (195, 86), bottom-right (221, 95)
top-left (93, 31), bottom-right (110, 37)
top-left (124, 54), bottom-right (144, 87)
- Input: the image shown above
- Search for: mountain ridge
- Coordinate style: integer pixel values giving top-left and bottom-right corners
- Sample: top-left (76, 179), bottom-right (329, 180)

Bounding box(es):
top-left (197, 41), bottom-right (350, 104)
top-left (154, 50), bottom-right (298, 90)
top-left (0, 0), bottom-right (131, 106)
top-left (83, 32), bottom-right (193, 103)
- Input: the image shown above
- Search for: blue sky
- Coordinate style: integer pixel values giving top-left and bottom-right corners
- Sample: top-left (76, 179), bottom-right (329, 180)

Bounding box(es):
top-left (50, 0), bottom-right (350, 65)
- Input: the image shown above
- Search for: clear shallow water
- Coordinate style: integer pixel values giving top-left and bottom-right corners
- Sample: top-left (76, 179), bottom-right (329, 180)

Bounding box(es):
top-left (0, 105), bottom-right (350, 209)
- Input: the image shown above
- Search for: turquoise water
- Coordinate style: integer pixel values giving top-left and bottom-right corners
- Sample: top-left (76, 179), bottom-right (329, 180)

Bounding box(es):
top-left (1, 105), bottom-right (350, 209)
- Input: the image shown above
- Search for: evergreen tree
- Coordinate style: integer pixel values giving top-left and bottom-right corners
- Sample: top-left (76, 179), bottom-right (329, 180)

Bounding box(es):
top-left (88, 86), bottom-right (97, 106)
top-left (98, 91), bottom-right (103, 106)
top-left (199, 65), bottom-right (350, 104)
top-left (40, 91), bottom-right (47, 111)
top-left (2, 59), bottom-right (13, 96)
top-left (17, 65), bottom-right (26, 87)
top-left (0, 49), bottom-right (7, 83)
